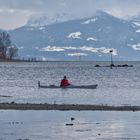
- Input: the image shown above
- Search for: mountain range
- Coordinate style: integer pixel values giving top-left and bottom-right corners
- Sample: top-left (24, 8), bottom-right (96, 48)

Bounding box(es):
top-left (5, 11), bottom-right (140, 61)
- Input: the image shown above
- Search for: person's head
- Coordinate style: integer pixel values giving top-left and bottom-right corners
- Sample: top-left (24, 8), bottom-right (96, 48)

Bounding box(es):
top-left (64, 76), bottom-right (67, 79)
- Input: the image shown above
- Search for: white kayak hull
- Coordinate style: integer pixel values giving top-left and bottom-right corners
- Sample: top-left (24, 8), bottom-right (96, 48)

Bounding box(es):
top-left (38, 81), bottom-right (98, 89)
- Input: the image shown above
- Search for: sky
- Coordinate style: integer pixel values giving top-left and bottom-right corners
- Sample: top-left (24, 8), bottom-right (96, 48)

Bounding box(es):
top-left (0, 0), bottom-right (140, 30)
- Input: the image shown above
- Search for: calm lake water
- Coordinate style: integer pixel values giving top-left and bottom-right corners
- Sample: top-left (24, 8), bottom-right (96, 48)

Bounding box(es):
top-left (0, 110), bottom-right (140, 140)
top-left (0, 61), bottom-right (140, 106)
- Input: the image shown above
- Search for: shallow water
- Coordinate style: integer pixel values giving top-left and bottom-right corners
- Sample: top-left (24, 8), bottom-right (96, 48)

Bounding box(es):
top-left (0, 61), bottom-right (140, 105)
top-left (0, 110), bottom-right (140, 140)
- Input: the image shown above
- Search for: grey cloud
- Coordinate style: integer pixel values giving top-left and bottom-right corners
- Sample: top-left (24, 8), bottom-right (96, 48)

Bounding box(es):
top-left (0, 0), bottom-right (140, 16)
top-left (0, 0), bottom-right (140, 29)
top-left (0, 0), bottom-right (140, 15)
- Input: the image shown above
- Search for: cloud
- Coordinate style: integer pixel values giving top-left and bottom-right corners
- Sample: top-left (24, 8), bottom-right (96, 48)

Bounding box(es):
top-left (0, 9), bottom-right (30, 29)
top-left (0, 0), bottom-right (140, 29)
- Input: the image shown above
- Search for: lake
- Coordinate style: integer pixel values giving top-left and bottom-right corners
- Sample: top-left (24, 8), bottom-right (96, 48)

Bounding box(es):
top-left (0, 61), bottom-right (139, 106)
top-left (0, 110), bottom-right (140, 140)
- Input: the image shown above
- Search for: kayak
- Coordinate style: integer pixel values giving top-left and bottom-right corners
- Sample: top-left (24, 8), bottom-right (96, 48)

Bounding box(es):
top-left (38, 81), bottom-right (98, 89)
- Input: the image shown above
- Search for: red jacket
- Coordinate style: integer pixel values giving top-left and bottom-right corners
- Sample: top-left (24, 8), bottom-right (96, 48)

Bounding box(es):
top-left (60, 79), bottom-right (70, 87)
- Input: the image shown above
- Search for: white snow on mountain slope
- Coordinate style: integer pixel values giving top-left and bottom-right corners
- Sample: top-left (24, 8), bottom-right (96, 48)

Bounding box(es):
top-left (80, 46), bottom-right (117, 55)
top-left (87, 37), bottom-right (98, 41)
top-left (40, 46), bottom-right (77, 52)
top-left (40, 45), bottom-right (117, 55)
top-left (40, 46), bottom-right (65, 52)
top-left (136, 30), bottom-right (140, 32)
top-left (80, 46), bottom-right (98, 53)
top-left (10, 10), bottom-right (140, 60)
top-left (67, 32), bottom-right (82, 39)
top-left (81, 18), bottom-right (98, 24)
top-left (131, 44), bottom-right (140, 50)
top-left (101, 48), bottom-right (117, 55)
top-left (133, 22), bottom-right (140, 27)
top-left (38, 26), bottom-right (46, 30)
top-left (68, 53), bottom-right (87, 56)
top-left (26, 26), bottom-right (46, 31)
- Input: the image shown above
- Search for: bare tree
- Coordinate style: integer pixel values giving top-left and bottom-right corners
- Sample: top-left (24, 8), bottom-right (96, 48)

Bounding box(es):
top-left (0, 32), bottom-right (11, 59)
top-left (8, 46), bottom-right (18, 60)
top-left (0, 31), bottom-right (18, 60)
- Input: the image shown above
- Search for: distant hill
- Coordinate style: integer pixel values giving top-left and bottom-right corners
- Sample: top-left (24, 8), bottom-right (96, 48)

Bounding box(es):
top-left (8, 11), bottom-right (140, 61)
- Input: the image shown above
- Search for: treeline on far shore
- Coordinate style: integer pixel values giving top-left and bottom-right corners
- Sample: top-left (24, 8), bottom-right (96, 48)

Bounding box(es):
top-left (0, 58), bottom-right (46, 62)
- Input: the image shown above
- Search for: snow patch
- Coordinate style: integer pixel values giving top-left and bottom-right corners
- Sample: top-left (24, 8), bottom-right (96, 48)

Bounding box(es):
top-left (131, 44), bottom-right (140, 51)
top-left (100, 48), bottom-right (117, 55)
top-left (40, 46), bottom-right (65, 52)
top-left (27, 26), bottom-right (46, 31)
top-left (68, 53), bottom-right (87, 56)
top-left (133, 22), bottom-right (140, 27)
top-left (80, 46), bottom-right (98, 53)
top-left (81, 18), bottom-right (97, 24)
top-left (80, 46), bottom-right (117, 55)
top-left (38, 26), bottom-right (46, 30)
top-left (67, 32), bottom-right (82, 39)
top-left (40, 46), bottom-right (77, 52)
top-left (40, 45), bottom-right (117, 55)
top-left (136, 30), bottom-right (140, 32)
top-left (87, 37), bottom-right (97, 41)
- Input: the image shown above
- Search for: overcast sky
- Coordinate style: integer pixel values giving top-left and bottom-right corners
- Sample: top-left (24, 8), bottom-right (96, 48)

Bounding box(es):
top-left (0, 0), bottom-right (140, 30)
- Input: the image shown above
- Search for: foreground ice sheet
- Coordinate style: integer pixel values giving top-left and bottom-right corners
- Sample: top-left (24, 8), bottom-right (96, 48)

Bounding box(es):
top-left (0, 110), bottom-right (140, 140)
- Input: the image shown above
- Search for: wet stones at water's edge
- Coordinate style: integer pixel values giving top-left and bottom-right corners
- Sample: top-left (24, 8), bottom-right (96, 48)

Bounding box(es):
top-left (0, 102), bottom-right (139, 111)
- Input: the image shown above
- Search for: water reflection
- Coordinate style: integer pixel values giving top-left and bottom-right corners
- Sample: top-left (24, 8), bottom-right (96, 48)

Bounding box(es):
top-left (0, 110), bottom-right (139, 140)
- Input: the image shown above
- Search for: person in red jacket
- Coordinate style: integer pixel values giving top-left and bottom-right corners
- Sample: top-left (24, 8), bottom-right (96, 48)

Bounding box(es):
top-left (60, 76), bottom-right (70, 87)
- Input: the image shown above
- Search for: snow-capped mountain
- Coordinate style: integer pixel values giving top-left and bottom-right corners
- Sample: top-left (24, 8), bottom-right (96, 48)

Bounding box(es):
top-left (26, 13), bottom-right (74, 27)
top-left (128, 15), bottom-right (140, 33)
top-left (8, 11), bottom-right (140, 61)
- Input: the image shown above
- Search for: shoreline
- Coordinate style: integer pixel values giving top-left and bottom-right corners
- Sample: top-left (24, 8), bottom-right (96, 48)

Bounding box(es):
top-left (0, 102), bottom-right (140, 111)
